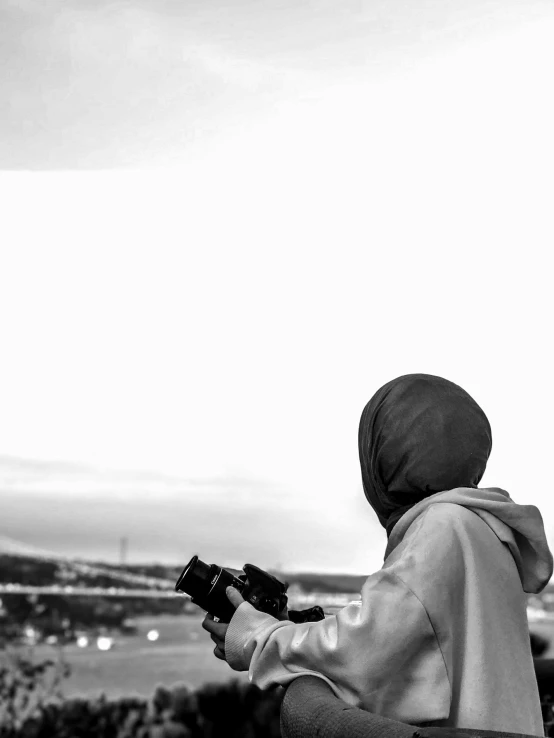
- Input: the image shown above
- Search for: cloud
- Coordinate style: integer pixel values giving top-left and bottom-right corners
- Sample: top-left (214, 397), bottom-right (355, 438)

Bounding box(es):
top-left (4, 0), bottom-right (552, 168)
top-left (0, 455), bottom-right (386, 574)
top-left (0, 0), bottom-right (323, 168)
top-left (0, 454), bottom-right (291, 505)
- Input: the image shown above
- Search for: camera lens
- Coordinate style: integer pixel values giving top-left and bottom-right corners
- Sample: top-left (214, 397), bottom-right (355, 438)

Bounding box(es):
top-left (175, 555), bottom-right (247, 621)
top-left (175, 555), bottom-right (213, 599)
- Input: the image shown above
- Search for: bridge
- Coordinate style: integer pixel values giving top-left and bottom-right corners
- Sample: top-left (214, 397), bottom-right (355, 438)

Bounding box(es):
top-left (0, 534), bottom-right (357, 611)
top-left (0, 532), bottom-right (180, 597)
top-left (0, 583), bottom-right (182, 598)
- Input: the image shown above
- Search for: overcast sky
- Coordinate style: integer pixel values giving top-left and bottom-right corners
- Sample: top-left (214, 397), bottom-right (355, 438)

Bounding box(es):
top-left (1, 1), bottom-right (553, 576)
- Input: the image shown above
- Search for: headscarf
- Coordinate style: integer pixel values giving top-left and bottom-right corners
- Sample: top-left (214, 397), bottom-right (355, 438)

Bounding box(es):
top-left (358, 374), bottom-right (492, 537)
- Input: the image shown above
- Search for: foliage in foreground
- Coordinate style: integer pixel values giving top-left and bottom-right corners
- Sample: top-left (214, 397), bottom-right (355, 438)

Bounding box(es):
top-left (0, 651), bottom-right (282, 738)
top-left (5, 650), bottom-right (554, 738)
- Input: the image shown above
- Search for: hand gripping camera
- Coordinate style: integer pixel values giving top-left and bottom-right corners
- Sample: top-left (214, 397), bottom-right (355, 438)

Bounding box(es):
top-left (175, 555), bottom-right (325, 624)
top-left (175, 555), bottom-right (288, 622)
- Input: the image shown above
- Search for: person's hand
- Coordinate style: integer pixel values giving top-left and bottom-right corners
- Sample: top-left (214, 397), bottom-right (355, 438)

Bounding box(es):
top-left (201, 586), bottom-right (245, 661)
top-left (277, 604), bottom-right (289, 621)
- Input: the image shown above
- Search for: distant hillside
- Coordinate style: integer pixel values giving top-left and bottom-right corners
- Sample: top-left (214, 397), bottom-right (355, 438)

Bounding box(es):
top-left (70, 560), bottom-right (367, 594)
top-left (120, 565), bottom-right (367, 593)
top-left (270, 570), bottom-right (366, 594)
top-left (0, 555), bottom-right (366, 595)
top-left (5, 555), bottom-right (552, 602)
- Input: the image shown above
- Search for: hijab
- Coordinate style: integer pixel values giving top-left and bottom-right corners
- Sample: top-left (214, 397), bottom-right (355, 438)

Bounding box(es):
top-left (358, 374), bottom-right (492, 537)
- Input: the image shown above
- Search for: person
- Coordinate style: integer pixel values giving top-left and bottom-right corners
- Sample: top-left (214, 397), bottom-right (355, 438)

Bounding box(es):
top-left (202, 373), bottom-right (552, 734)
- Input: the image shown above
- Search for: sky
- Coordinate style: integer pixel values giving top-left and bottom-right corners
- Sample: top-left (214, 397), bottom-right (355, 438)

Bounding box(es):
top-left (1, 0), bottom-right (554, 576)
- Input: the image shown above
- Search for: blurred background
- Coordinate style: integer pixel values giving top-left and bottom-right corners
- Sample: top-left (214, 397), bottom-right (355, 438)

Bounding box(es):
top-left (1, 0), bottom-right (554, 707)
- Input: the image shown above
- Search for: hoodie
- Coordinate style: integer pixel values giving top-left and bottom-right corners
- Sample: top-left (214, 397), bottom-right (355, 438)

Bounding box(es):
top-left (224, 487), bottom-right (553, 735)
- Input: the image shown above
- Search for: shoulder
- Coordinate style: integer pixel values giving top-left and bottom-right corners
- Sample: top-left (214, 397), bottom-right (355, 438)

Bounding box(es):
top-left (417, 501), bottom-right (479, 528)
top-left (387, 503), bottom-right (480, 575)
top-left (404, 502), bottom-right (485, 550)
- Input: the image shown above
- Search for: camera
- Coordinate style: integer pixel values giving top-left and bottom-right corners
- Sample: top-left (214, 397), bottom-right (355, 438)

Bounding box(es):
top-left (175, 555), bottom-right (289, 623)
top-left (175, 555), bottom-right (326, 624)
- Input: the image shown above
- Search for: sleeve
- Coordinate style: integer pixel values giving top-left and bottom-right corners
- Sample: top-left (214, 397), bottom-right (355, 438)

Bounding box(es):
top-left (225, 567), bottom-right (451, 715)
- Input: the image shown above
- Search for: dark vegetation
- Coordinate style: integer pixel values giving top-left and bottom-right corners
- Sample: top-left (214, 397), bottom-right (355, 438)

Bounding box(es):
top-left (0, 650), bottom-right (283, 738)
top-left (3, 650), bottom-right (554, 738)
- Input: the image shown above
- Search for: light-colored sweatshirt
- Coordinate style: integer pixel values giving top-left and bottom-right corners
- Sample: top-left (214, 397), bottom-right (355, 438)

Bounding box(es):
top-left (225, 487), bottom-right (553, 734)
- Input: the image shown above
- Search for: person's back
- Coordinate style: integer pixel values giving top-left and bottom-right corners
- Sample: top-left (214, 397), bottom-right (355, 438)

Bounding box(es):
top-left (381, 492), bottom-right (546, 733)
top-left (204, 373), bottom-right (552, 735)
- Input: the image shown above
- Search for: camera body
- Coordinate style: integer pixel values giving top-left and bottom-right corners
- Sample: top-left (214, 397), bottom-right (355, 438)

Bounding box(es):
top-left (175, 555), bottom-right (289, 622)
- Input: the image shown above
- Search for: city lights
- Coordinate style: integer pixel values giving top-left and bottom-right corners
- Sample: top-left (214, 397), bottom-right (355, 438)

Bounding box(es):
top-left (23, 626), bottom-right (37, 643)
top-left (97, 636), bottom-right (113, 651)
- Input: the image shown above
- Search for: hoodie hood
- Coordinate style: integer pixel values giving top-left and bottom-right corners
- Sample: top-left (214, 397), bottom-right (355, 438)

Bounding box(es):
top-left (385, 486), bottom-right (553, 594)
